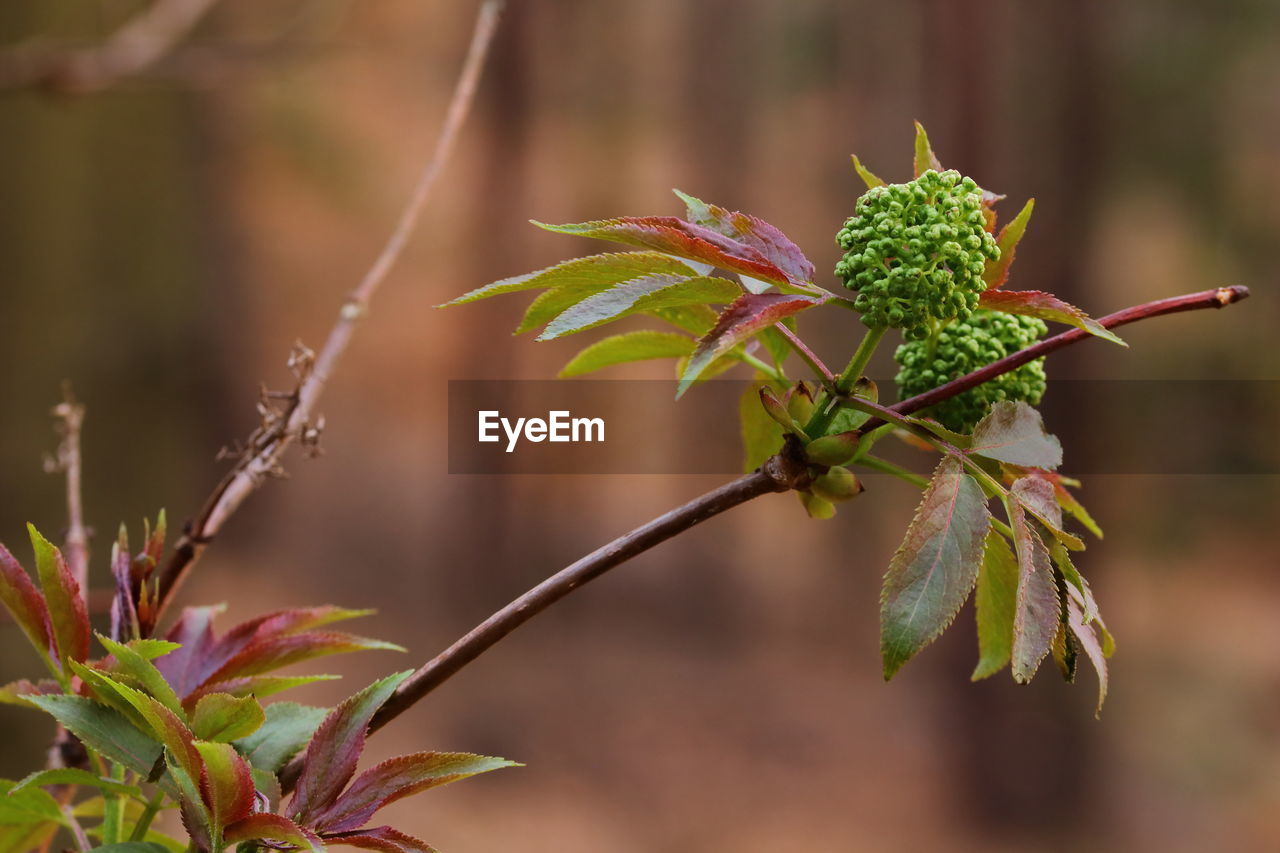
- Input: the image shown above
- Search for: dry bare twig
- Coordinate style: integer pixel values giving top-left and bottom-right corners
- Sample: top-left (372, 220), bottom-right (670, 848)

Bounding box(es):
top-left (152, 0), bottom-right (505, 621)
top-left (0, 0), bottom-right (223, 93)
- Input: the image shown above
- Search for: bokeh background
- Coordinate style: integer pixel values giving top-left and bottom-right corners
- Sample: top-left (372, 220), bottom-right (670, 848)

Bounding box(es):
top-left (2, 1), bottom-right (1279, 850)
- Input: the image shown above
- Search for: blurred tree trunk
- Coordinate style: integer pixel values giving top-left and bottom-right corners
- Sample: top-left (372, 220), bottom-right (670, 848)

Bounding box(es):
top-left (922, 0), bottom-right (1103, 842)
top-left (0, 2), bottom-right (235, 775)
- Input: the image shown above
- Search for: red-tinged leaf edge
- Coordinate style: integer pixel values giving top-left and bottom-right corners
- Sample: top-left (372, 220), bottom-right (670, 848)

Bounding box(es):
top-left (288, 671), bottom-right (412, 826)
top-left (201, 632), bottom-right (403, 687)
top-left (0, 543), bottom-right (56, 666)
top-left (28, 524), bottom-right (90, 669)
top-left (0, 678), bottom-right (61, 708)
top-left (195, 741), bottom-right (256, 831)
top-left (969, 402), bottom-right (1063, 471)
top-left (982, 198), bottom-right (1034, 289)
top-left (1007, 498), bottom-right (1061, 683)
top-left (1067, 597), bottom-right (1109, 716)
top-left (881, 457), bottom-right (992, 679)
top-left (532, 217), bottom-right (800, 289)
top-left (978, 289), bottom-right (1126, 346)
top-left (912, 121), bottom-right (943, 176)
top-left (323, 826), bottom-right (438, 853)
top-left (225, 813), bottom-right (324, 853)
top-left (313, 752), bottom-right (519, 834)
top-left (677, 293), bottom-right (821, 396)
top-left (672, 189), bottom-right (816, 285)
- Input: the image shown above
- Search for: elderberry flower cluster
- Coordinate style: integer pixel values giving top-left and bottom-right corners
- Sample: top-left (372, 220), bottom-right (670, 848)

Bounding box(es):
top-left (894, 309), bottom-right (1048, 432)
top-left (835, 170), bottom-right (999, 339)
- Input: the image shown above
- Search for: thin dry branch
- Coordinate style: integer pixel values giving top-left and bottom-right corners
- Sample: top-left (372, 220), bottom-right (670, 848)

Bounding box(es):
top-left (46, 383), bottom-right (89, 592)
top-left (152, 0), bottom-right (504, 623)
top-left (0, 0), bottom-right (222, 93)
top-left (275, 284), bottom-right (1250, 791)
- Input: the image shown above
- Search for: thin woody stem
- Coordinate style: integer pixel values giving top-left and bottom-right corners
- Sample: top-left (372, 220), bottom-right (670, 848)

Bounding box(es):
top-left (152, 0), bottom-right (504, 624)
top-left (276, 285), bottom-right (1249, 781)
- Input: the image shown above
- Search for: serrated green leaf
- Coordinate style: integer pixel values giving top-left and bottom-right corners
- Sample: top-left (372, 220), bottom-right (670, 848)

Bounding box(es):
top-left (971, 530), bottom-right (1018, 680)
top-left (558, 331), bottom-right (694, 378)
top-left (0, 779), bottom-right (63, 826)
top-left (983, 198), bottom-right (1034, 289)
top-left (233, 702), bottom-right (328, 774)
top-left (23, 696), bottom-right (164, 783)
top-left (1049, 541), bottom-right (1099, 625)
top-left (1007, 497), bottom-right (1061, 683)
top-left (537, 275), bottom-right (740, 340)
top-left (97, 635), bottom-right (185, 718)
top-left (850, 154), bottom-right (885, 189)
top-left (978, 289), bottom-right (1126, 346)
top-left (440, 252), bottom-right (694, 307)
top-left (515, 256), bottom-right (704, 334)
top-left (970, 402), bottom-right (1063, 470)
top-left (190, 693), bottom-right (265, 743)
top-left (912, 121), bottom-right (942, 176)
top-left (124, 640), bottom-right (181, 661)
top-left (10, 768), bottom-right (143, 801)
top-left (739, 378), bottom-right (786, 473)
top-left (648, 304), bottom-right (718, 336)
top-left (880, 456), bottom-right (991, 679)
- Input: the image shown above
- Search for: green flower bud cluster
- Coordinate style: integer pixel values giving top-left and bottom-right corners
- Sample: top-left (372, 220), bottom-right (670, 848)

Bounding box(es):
top-left (894, 310), bottom-right (1048, 433)
top-left (835, 170), bottom-right (1000, 339)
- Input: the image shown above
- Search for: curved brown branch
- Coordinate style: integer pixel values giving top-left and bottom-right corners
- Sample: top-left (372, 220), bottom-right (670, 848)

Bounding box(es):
top-left (152, 0), bottom-right (504, 623)
top-left (860, 285), bottom-right (1250, 432)
top-left (0, 0), bottom-right (222, 93)
top-left (274, 285), bottom-right (1249, 788)
top-left (278, 458), bottom-right (803, 792)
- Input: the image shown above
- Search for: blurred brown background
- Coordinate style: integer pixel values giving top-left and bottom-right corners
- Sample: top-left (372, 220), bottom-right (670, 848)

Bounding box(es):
top-left (1, 1), bottom-right (1279, 850)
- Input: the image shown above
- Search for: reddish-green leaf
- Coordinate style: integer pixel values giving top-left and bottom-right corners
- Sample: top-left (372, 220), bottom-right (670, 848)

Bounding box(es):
top-left (673, 190), bottom-right (816, 285)
top-left (1050, 541), bottom-right (1099, 625)
top-left (201, 632), bottom-right (402, 687)
top-left (971, 531), bottom-right (1019, 680)
top-left (27, 525), bottom-right (89, 668)
top-left (880, 457), bottom-right (991, 679)
top-left (559, 331), bottom-right (695, 378)
top-left (440, 252), bottom-right (694, 307)
top-left (224, 813), bottom-right (324, 853)
top-left (678, 293), bottom-right (821, 396)
top-left (1067, 597), bottom-right (1108, 715)
top-left (190, 693), bottom-right (264, 743)
top-left (850, 154), bottom-right (885, 190)
top-left (978, 289), bottom-right (1126, 346)
top-left (24, 696), bottom-right (164, 781)
top-left (1010, 477), bottom-right (1062, 530)
top-left (195, 741), bottom-right (255, 831)
top-left (0, 678), bottom-right (60, 709)
top-left (155, 606), bottom-right (223, 697)
top-left (970, 402), bottom-right (1063, 470)
top-left (313, 752), bottom-right (517, 834)
top-left (80, 671), bottom-right (203, 785)
top-left (1007, 498), bottom-right (1060, 683)
top-left (912, 121), bottom-right (943, 176)
top-left (982, 198), bottom-right (1034, 289)
top-left (324, 826), bottom-right (437, 853)
top-left (537, 274), bottom-right (741, 340)
top-left (533, 217), bottom-right (799, 289)
top-left (0, 544), bottom-right (55, 666)
top-left (184, 675), bottom-right (339, 710)
top-left (234, 702), bottom-right (329, 774)
top-left (289, 671), bottom-right (412, 825)
top-left (98, 634), bottom-right (185, 717)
